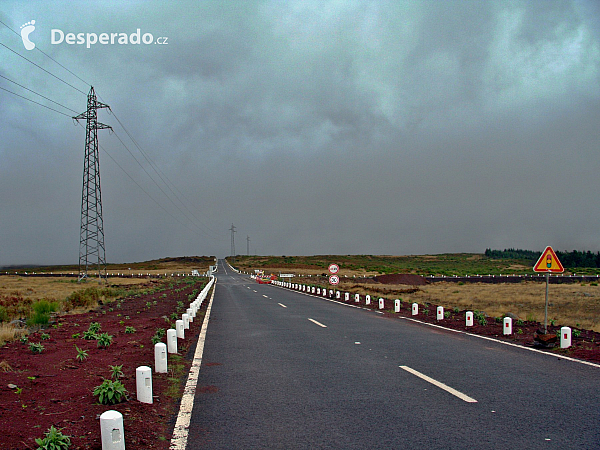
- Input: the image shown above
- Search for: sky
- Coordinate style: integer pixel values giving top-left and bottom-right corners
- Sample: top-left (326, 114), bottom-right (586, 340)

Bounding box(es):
top-left (1, 0), bottom-right (599, 265)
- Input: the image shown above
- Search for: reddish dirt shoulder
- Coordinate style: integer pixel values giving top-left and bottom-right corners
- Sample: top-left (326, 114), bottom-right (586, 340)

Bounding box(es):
top-left (0, 278), bottom-right (209, 450)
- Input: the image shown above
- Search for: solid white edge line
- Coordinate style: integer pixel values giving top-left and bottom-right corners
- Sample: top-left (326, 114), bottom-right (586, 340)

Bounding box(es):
top-left (400, 365), bottom-right (478, 403)
top-left (308, 318), bottom-right (327, 328)
top-left (269, 282), bottom-right (600, 370)
top-left (278, 303), bottom-right (287, 308)
top-left (169, 278), bottom-right (217, 450)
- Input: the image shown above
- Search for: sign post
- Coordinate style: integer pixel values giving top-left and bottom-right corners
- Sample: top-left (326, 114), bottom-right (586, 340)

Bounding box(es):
top-left (533, 246), bottom-right (564, 334)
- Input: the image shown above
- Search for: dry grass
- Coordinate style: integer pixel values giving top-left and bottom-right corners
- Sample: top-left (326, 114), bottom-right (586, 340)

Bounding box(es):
top-left (0, 323), bottom-right (27, 347)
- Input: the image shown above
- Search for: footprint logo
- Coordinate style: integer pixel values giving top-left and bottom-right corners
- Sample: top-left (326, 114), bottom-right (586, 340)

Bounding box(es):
top-left (20, 20), bottom-right (36, 50)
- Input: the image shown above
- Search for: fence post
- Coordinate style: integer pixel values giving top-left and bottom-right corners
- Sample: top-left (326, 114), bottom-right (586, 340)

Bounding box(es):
top-left (560, 327), bottom-right (571, 348)
top-left (136, 366), bottom-right (153, 404)
top-left (167, 329), bottom-right (177, 353)
top-left (466, 311), bottom-right (473, 326)
top-left (155, 343), bottom-right (167, 373)
top-left (503, 317), bottom-right (512, 335)
top-left (100, 410), bottom-right (125, 450)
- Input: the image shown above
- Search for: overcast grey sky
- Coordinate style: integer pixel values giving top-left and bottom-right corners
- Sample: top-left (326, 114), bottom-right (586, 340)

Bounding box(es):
top-left (1, 0), bottom-right (599, 265)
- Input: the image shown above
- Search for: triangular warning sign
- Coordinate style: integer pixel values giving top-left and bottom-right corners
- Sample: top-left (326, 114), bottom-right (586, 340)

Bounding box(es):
top-left (533, 246), bottom-right (564, 273)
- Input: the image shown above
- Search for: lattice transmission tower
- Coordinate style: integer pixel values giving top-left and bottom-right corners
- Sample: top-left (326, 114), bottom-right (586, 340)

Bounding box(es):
top-left (73, 86), bottom-right (111, 281)
top-left (229, 223), bottom-right (237, 262)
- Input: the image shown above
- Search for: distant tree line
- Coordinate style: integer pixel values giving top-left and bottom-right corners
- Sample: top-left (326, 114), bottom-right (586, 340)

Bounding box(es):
top-left (484, 248), bottom-right (600, 268)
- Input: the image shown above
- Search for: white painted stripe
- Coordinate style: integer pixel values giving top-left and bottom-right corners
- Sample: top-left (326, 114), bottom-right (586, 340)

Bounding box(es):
top-left (262, 294), bottom-right (268, 298)
top-left (252, 290), bottom-right (257, 293)
top-left (169, 278), bottom-right (217, 450)
top-left (400, 365), bottom-right (477, 403)
top-left (308, 318), bottom-right (327, 328)
top-left (278, 303), bottom-right (287, 308)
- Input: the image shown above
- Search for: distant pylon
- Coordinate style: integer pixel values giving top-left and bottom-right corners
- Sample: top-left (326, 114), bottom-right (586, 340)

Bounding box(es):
top-left (74, 86), bottom-right (111, 281)
top-left (229, 223), bottom-right (237, 262)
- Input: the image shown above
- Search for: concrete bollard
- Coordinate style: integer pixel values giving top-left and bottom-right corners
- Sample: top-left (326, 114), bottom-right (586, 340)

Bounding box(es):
top-left (437, 306), bottom-right (444, 320)
top-left (366, 295), bottom-right (371, 305)
top-left (379, 298), bottom-right (384, 309)
top-left (317, 288), bottom-right (320, 295)
top-left (100, 410), bottom-right (125, 450)
top-left (503, 317), bottom-right (512, 335)
top-left (167, 329), bottom-right (177, 353)
top-left (561, 327), bottom-right (571, 348)
top-left (395, 299), bottom-right (401, 313)
top-left (466, 311), bottom-right (473, 326)
top-left (155, 343), bottom-right (167, 373)
top-left (176, 320), bottom-right (184, 339)
top-left (182, 313), bottom-right (190, 330)
top-left (345, 292), bottom-right (349, 301)
top-left (329, 289), bottom-right (334, 297)
top-left (355, 293), bottom-right (360, 303)
top-left (323, 289), bottom-right (327, 297)
top-left (336, 291), bottom-right (341, 299)
top-left (412, 303), bottom-right (418, 315)
top-left (187, 308), bottom-right (194, 322)
top-left (136, 366), bottom-right (153, 404)
top-left (312, 287), bottom-right (316, 294)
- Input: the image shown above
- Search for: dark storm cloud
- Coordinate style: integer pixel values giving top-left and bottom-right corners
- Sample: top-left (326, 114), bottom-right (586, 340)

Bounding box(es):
top-left (1, 0), bottom-right (599, 265)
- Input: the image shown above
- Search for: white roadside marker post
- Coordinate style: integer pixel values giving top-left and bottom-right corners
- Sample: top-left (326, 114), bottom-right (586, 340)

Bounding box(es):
top-left (187, 308), bottom-right (194, 322)
top-left (412, 303), bottom-right (418, 316)
top-left (155, 343), bottom-right (167, 373)
top-left (466, 311), bottom-right (473, 326)
top-left (136, 366), bottom-right (153, 404)
top-left (182, 313), bottom-right (190, 330)
top-left (365, 295), bottom-right (371, 305)
top-left (167, 329), bottom-right (177, 354)
top-left (176, 319), bottom-right (184, 339)
top-left (503, 317), bottom-right (512, 335)
top-left (437, 306), bottom-right (444, 320)
top-left (394, 299), bottom-right (401, 313)
top-left (345, 292), bottom-right (349, 301)
top-left (100, 410), bottom-right (125, 450)
top-left (379, 298), bottom-right (384, 310)
top-left (560, 326), bottom-right (571, 348)
top-left (355, 293), bottom-right (360, 303)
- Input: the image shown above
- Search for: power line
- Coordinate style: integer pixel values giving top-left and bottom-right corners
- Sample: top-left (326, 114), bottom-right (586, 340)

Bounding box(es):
top-left (0, 85), bottom-right (73, 117)
top-left (0, 41), bottom-right (87, 95)
top-left (0, 73), bottom-right (79, 114)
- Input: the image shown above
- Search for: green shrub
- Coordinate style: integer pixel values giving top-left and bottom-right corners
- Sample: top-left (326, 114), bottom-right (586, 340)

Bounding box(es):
top-left (82, 330), bottom-right (97, 340)
top-left (93, 379), bottom-right (128, 405)
top-left (109, 364), bottom-right (124, 380)
top-left (125, 326), bottom-right (136, 334)
top-left (27, 299), bottom-right (59, 326)
top-left (29, 342), bottom-right (44, 354)
top-left (75, 345), bottom-right (88, 362)
top-left (96, 333), bottom-right (113, 349)
top-left (88, 322), bottom-right (101, 333)
top-left (40, 333), bottom-right (50, 340)
top-left (0, 305), bottom-right (8, 322)
top-left (35, 425), bottom-right (71, 450)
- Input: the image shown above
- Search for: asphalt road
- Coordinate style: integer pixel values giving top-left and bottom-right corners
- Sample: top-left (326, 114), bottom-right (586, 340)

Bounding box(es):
top-left (186, 260), bottom-right (600, 449)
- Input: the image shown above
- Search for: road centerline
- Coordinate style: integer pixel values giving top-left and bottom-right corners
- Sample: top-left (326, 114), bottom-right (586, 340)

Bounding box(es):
top-left (399, 365), bottom-right (477, 403)
top-left (278, 303), bottom-right (287, 308)
top-left (308, 318), bottom-right (327, 328)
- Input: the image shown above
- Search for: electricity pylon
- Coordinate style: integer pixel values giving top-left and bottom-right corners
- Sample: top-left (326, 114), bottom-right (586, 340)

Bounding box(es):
top-left (74, 86), bottom-right (111, 281)
top-left (229, 223), bottom-right (237, 262)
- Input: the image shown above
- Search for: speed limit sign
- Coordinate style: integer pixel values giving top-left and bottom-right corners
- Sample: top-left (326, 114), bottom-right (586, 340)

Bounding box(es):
top-left (329, 275), bottom-right (340, 285)
top-left (328, 264), bottom-right (339, 274)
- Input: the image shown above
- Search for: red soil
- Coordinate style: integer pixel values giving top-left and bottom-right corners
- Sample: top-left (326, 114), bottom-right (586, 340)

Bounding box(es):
top-left (0, 278), bottom-right (208, 450)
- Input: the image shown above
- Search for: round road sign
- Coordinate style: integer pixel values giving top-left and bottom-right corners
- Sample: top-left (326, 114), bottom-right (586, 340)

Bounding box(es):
top-left (328, 264), bottom-right (340, 275)
top-left (329, 275), bottom-right (340, 285)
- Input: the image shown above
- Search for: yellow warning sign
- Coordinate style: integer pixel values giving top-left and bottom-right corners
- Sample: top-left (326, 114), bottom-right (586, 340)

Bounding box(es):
top-left (533, 246), bottom-right (564, 273)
